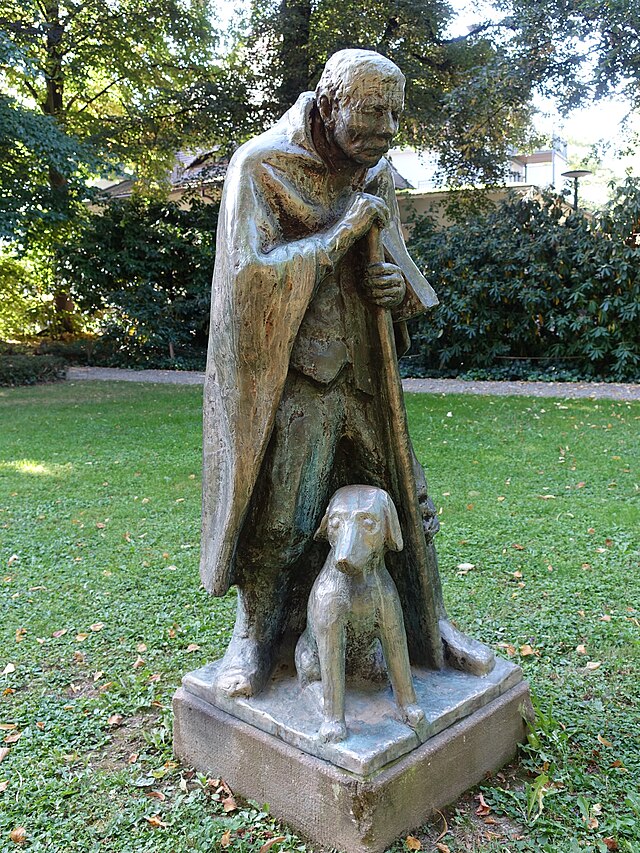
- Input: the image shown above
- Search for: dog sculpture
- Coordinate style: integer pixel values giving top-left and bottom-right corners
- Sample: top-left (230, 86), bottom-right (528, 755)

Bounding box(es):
top-left (295, 485), bottom-right (425, 743)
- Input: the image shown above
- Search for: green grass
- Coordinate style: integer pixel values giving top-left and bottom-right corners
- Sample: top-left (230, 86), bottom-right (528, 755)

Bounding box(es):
top-left (0, 382), bottom-right (638, 852)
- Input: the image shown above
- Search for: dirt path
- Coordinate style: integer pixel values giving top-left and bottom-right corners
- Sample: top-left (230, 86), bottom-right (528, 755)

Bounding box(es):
top-left (66, 367), bottom-right (640, 401)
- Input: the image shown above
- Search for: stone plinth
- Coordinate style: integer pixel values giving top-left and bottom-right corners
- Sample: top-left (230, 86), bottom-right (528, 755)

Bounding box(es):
top-left (173, 678), bottom-right (531, 853)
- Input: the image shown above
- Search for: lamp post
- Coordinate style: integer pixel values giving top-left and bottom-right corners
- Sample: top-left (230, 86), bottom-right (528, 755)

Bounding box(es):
top-left (561, 169), bottom-right (592, 211)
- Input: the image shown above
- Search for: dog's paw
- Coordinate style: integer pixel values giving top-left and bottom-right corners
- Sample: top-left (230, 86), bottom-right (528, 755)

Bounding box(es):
top-left (319, 719), bottom-right (347, 743)
top-left (401, 703), bottom-right (425, 729)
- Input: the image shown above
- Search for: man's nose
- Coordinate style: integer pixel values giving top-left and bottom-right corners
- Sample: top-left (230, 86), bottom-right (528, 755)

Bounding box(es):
top-left (379, 111), bottom-right (398, 139)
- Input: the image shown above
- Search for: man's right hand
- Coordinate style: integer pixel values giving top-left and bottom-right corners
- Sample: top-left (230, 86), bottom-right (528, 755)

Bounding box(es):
top-left (323, 192), bottom-right (390, 264)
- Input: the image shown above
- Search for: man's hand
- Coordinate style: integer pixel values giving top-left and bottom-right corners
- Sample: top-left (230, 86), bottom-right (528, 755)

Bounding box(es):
top-left (323, 192), bottom-right (390, 262)
top-left (362, 261), bottom-right (405, 308)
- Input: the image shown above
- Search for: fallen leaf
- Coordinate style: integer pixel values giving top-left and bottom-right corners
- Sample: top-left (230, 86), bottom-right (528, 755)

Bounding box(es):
top-left (259, 836), bottom-right (287, 853)
top-left (144, 815), bottom-right (167, 828)
top-left (576, 645), bottom-right (587, 655)
top-left (512, 543), bottom-right (525, 551)
top-left (75, 633), bottom-right (89, 642)
top-left (96, 522), bottom-right (106, 529)
top-left (52, 629), bottom-right (67, 639)
top-left (4, 731), bottom-right (21, 744)
top-left (0, 780), bottom-right (8, 793)
top-left (7, 555), bottom-right (19, 567)
top-left (587, 527), bottom-right (595, 534)
top-left (475, 792), bottom-right (492, 816)
top-left (147, 790), bottom-right (166, 801)
top-left (519, 644), bottom-right (536, 657)
top-left (10, 827), bottom-right (26, 843)
top-left (90, 622), bottom-right (104, 632)
top-left (600, 614), bottom-right (612, 622)
top-left (148, 673), bottom-right (161, 683)
top-left (496, 642), bottom-right (517, 656)
top-left (585, 661), bottom-right (602, 671)
top-left (405, 836), bottom-right (421, 851)
top-left (586, 816), bottom-right (599, 830)
top-left (576, 482), bottom-right (586, 488)
top-left (15, 628), bottom-right (26, 643)
top-left (597, 734), bottom-right (613, 747)
top-left (0, 725), bottom-right (16, 731)
top-left (186, 643), bottom-right (201, 653)
top-left (128, 753), bottom-right (139, 764)
top-left (1, 663), bottom-right (15, 675)
top-left (435, 845), bottom-right (451, 853)
top-left (36, 722), bottom-right (45, 731)
top-left (220, 830), bottom-right (232, 848)
top-left (107, 714), bottom-right (124, 727)
top-left (603, 838), bottom-right (619, 851)
top-left (222, 795), bottom-right (238, 812)
top-left (538, 494), bottom-right (556, 500)
top-left (93, 671), bottom-right (104, 682)
top-left (136, 643), bottom-right (147, 653)
top-left (513, 570), bottom-right (523, 579)
top-left (0, 748), bottom-right (9, 763)
top-left (133, 655), bottom-right (145, 669)
top-left (497, 496), bottom-right (505, 502)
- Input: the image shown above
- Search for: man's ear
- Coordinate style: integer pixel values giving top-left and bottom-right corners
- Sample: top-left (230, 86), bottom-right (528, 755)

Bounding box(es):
top-left (317, 94), bottom-right (334, 128)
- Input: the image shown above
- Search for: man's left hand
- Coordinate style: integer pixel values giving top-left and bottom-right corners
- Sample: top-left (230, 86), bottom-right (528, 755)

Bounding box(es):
top-left (363, 261), bottom-right (405, 308)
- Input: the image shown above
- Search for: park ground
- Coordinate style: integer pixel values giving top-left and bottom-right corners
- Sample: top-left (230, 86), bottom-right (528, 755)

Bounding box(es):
top-left (0, 380), bottom-right (638, 852)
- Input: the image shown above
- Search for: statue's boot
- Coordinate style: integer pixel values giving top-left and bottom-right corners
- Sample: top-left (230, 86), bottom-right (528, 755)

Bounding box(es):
top-left (216, 575), bottom-right (287, 698)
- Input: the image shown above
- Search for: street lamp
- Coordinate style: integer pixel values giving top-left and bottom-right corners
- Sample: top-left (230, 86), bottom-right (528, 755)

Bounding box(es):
top-left (561, 169), bottom-right (592, 211)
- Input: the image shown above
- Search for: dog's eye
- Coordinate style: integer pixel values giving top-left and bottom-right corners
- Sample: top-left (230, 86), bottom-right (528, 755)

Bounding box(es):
top-left (362, 518), bottom-right (379, 532)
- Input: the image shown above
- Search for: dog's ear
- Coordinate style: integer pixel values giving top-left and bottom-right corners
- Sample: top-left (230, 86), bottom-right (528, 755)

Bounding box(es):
top-left (382, 492), bottom-right (403, 552)
top-left (314, 507), bottom-right (330, 541)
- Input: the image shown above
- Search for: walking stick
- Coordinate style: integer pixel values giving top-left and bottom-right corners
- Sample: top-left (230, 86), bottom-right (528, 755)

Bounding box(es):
top-left (367, 225), bottom-right (444, 669)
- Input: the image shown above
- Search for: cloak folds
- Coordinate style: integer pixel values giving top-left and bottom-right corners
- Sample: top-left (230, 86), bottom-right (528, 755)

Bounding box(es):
top-left (200, 92), bottom-right (438, 601)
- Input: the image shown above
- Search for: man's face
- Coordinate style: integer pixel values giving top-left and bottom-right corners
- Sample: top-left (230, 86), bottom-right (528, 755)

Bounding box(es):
top-left (330, 79), bottom-right (403, 168)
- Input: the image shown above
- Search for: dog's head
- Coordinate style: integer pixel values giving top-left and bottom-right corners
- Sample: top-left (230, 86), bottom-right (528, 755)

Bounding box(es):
top-left (315, 486), bottom-right (403, 575)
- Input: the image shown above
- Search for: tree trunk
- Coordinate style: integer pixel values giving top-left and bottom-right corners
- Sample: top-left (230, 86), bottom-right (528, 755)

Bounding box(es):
top-left (274, 0), bottom-right (312, 118)
top-left (42, 2), bottom-right (76, 334)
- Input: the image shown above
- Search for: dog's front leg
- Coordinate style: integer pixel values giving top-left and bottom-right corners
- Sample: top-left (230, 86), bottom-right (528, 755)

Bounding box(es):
top-left (316, 618), bottom-right (347, 743)
top-left (378, 591), bottom-right (425, 730)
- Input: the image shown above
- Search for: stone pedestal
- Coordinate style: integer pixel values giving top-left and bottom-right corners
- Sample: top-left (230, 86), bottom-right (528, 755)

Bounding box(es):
top-left (173, 671), bottom-right (531, 853)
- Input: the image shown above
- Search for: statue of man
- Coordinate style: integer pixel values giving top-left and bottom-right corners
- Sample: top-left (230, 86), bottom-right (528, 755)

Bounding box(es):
top-left (200, 49), bottom-right (493, 698)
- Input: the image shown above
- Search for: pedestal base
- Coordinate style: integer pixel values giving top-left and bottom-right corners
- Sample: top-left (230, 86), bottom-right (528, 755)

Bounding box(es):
top-left (173, 680), bottom-right (531, 853)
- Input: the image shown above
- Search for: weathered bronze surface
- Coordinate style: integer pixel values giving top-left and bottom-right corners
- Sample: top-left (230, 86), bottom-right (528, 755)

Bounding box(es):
top-left (196, 48), bottom-right (496, 738)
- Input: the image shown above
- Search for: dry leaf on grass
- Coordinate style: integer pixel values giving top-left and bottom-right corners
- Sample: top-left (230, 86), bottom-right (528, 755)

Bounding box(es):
top-left (2, 663), bottom-right (16, 675)
top-left (475, 793), bottom-right (492, 816)
top-left (220, 830), bottom-right (232, 848)
top-left (405, 836), bottom-right (421, 850)
top-left (222, 795), bottom-right (238, 812)
top-left (0, 780), bottom-right (9, 793)
top-left (144, 815), bottom-right (167, 828)
top-left (10, 827), bottom-right (27, 844)
top-left (585, 661), bottom-right (602, 671)
top-left (107, 714), bottom-right (123, 727)
top-left (597, 734), bottom-right (613, 747)
top-left (259, 836), bottom-right (286, 853)
top-left (147, 790), bottom-right (166, 801)
top-left (90, 622), bottom-right (104, 632)
top-left (4, 731), bottom-right (21, 744)
top-left (0, 748), bottom-right (9, 763)
top-left (435, 845), bottom-right (451, 853)
top-left (186, 643), bottom-right (201, 653)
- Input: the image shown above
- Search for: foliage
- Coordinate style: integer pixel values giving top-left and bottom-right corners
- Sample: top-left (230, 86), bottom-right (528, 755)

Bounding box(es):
top-left (0, 382), bottom-right (638, 851)
top-left (237, 0), bottom-right (535, 185)
top-left (496, 0), bottom-right (640, 112)
top-left (406, 179), bottom-right (640, 382)
top-left (60, 194), bottom-right (218, 365)
top-left (0, 352), bottom-right (66, 385)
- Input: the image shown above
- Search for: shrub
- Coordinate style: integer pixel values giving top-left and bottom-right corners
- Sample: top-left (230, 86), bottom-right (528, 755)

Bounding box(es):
top-left (0, 353), bottom-right (67, 386)
top-left (60, 193), bottom-right (217, 366)
top-left (406, 179), bottom-right (640, 382)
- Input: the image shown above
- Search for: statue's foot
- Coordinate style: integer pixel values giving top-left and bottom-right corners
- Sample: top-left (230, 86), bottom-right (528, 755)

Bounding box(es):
top-left (439, 619), bottom-right (495, 676)
top-left (319, 718), bottom-right (347, 743)
top-left (400, 702), bottom-right (425, 729)
top-left (215, 637), bottom-right (270, 698)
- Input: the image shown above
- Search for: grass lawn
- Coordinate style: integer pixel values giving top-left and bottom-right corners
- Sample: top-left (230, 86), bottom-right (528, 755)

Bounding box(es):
top-left (0, 381), bottom-right (638, 853)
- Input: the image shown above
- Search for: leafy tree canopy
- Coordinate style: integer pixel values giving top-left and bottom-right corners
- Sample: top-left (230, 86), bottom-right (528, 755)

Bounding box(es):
top-left (235, 0), bottom-right (536, 185)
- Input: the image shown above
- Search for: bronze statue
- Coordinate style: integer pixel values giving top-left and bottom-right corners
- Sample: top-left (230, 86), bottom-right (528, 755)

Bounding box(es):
top-left (200, 48), bottom-right (494, 701)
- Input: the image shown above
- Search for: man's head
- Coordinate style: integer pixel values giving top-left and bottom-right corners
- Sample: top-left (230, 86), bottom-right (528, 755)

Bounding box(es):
top-left (315, 49), bottom-right (405, 168)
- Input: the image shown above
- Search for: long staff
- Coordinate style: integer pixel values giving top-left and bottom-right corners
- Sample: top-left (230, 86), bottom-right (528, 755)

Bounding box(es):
top-left (367, 225), bottom-right (444, 670)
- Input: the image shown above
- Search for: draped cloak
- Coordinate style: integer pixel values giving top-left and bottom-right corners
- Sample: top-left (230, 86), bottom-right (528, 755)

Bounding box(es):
top-left (200, 92), bottom-right (438, 601)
